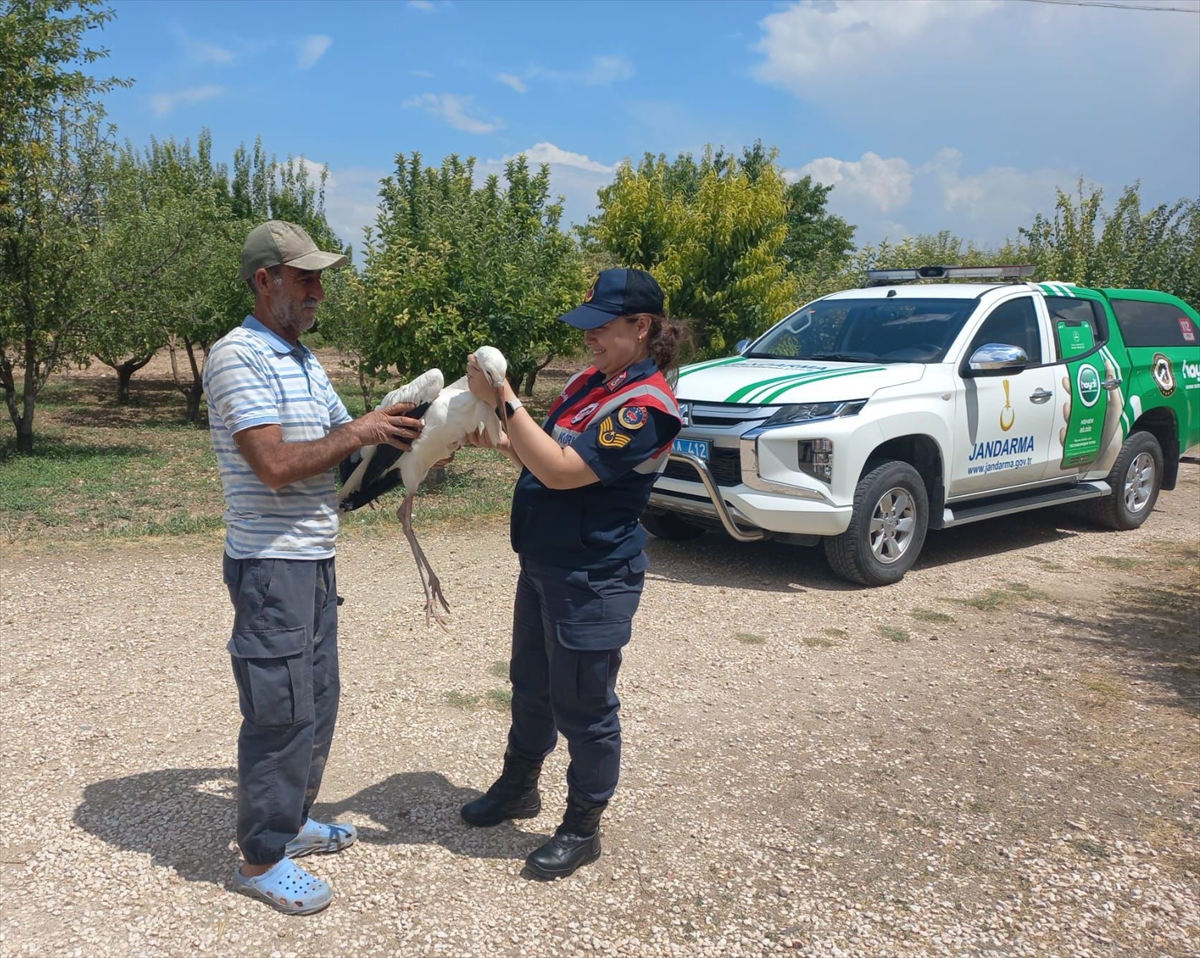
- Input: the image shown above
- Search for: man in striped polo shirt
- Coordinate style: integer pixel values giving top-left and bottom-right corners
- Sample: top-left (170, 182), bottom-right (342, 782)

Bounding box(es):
top-left (204, 220), bottom-right (425, 915)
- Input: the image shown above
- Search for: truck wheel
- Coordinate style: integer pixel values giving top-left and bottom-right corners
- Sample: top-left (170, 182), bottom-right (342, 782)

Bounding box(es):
top-left (1087, 431), bottom-right (1163, 531)
top-left (825, 461), bottom-right (929, 586)
top-left (640, 510), bottom-right (705, 542)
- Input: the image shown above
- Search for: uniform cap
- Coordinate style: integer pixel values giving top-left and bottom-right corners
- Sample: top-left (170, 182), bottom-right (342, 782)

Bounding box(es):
top-left (558, 268), bottom-right (665, 330)
top-left (240, 220), bottom-right (348, 282)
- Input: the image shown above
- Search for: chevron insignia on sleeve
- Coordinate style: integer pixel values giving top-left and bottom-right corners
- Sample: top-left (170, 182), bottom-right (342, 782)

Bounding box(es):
top-left (597, 416), bottom-right (633, 448)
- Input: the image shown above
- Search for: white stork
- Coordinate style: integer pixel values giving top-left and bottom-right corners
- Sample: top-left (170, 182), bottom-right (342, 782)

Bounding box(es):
top-left (339, 347), bottom-right (509, 630)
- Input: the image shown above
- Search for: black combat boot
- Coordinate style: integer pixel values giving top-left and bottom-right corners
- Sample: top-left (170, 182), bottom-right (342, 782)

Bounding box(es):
top-left (461, 750), bottom-right (543, 827)
top-left (524, 793), bottom-right (607, 879)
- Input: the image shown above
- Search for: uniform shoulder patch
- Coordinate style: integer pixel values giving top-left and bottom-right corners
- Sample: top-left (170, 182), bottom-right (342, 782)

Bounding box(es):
top-left (618, 405), bottom-right (647, 429)
top-left (597, 416), bottom-right (632, 449)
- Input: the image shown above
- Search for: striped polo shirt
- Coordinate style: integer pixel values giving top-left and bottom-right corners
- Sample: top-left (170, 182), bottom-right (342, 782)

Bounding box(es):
top-left (204, 316), bottom-right (352, 560)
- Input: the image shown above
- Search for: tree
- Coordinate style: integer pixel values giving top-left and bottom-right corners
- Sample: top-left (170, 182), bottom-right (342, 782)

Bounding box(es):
top-left (146, 135), bottom-right (342, 422)
top-left (589, 147), bottom-right (800, 359)
top-left (349, 152), bottom-right (586, 398)
top-left (0, 0), bottom-right (129, 453)
top-left (90, 136), bottom-right (211, 403)
top-left (1022, 181), bottom-right (1199, 308)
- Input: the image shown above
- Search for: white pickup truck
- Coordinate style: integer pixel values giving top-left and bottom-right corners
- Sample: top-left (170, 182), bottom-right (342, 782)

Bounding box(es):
top-left (644, 266), bottom-right (1200, 585)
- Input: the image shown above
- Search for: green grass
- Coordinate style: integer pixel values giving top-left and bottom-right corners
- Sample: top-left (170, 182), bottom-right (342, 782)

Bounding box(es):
top-left (878, 625), bottom-right (910, 643)
top-left (1095, 555), bottom-right (1140, 571)
top-left (911, 608), bottom-right (954, 624)
top-left (1, 355), bottom-right (565, 547)
top-left (822, 627), bottom-right (848, 638)
top-left (802, 636), bottom-right (835, 648)
top-left (733, 632), bottom-right (766, 645)
top-left (489, 661), bottom-right (510, 679)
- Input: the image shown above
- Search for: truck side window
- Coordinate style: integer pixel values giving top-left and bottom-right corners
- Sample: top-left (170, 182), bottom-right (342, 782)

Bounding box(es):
top-left (1046, 296), bottom-right (1107, 359)
top-left (1110, 299), bottom-right (1197, 347)
top-left (967, 296), bottom-right (1041, 364)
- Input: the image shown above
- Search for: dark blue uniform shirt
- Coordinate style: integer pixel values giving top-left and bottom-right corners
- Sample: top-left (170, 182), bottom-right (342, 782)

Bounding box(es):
top-left (510, 359), bottom-right (682, 571)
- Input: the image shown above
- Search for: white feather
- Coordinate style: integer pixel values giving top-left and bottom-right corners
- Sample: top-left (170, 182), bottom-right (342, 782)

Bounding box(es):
top-left (338, 367), bottom-right (444, 504)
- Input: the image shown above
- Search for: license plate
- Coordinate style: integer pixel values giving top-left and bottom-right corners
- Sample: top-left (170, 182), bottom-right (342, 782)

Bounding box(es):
top-left (672, 438), bottom-right (711, 461)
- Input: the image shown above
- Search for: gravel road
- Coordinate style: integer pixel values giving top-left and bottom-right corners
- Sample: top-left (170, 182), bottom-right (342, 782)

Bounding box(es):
top-left (2, 468), bottom-right (1198, 958)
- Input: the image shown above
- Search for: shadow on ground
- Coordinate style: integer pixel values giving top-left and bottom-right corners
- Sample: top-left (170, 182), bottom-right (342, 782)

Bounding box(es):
top-left (74, 767), bottom-right (529, 887)
top-left (1028, 578), bottom-right (1200, 717)
top-left (646, 505), bottom-right (1100, 591)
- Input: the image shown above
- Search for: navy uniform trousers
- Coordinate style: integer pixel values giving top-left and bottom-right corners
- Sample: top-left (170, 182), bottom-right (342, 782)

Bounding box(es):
top-left (506, 554), bottom-right (647, 804)
top-left (222, 554), bottom-right (340, 865)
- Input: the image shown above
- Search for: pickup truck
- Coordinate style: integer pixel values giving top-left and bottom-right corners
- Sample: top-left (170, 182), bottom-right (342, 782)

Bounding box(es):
top-left (644, 266), bottom-right (1200, 585)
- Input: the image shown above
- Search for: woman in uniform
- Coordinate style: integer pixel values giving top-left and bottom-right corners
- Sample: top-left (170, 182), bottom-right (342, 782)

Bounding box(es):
top-left (462, 268), bottom-right (686, 879)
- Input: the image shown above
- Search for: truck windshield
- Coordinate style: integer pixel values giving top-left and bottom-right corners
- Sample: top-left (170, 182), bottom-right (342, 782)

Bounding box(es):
top-left (744, 298), bottom-right (977, 364)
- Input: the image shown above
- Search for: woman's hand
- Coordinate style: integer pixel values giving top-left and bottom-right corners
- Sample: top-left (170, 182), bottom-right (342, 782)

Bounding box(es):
top-left (467, 353), bottom-right (503, 404)
top-left (466, 426), bottom-right (510, 454)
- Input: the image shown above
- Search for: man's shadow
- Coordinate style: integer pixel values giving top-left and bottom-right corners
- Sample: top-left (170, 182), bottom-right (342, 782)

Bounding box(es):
top-left (74, 768), bottom-right (535, 887)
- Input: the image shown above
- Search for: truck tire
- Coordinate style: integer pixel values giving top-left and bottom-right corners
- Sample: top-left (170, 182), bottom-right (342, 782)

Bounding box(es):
top-left (825, 461), bottom-right (929, 586)
top-left (1087, 430), bottom-right (1163, 531)
top-left (640, 510), bottom-right (706, 542)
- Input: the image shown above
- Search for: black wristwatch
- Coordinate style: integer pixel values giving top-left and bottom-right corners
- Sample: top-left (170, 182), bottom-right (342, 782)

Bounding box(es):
top-left (495, 397), bottom-right (523, 419)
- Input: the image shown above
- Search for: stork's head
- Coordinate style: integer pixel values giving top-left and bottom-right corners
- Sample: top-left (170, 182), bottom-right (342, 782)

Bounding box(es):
top-left (473, 346), bottom-right (508, 387)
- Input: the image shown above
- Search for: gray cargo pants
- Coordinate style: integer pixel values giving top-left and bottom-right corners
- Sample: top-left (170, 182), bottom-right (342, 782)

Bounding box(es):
top-left (222, 554), bottom-right (340, 865)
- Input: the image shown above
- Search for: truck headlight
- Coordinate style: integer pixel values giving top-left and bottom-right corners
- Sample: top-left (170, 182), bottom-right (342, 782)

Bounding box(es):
top-left (763, 399), bottom-right (867, 427)
top-left (797, 439), bottom-right (834, 482)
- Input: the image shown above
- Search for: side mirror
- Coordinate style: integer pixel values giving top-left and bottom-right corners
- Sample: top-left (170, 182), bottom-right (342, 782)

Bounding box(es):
top-left (735, 338), bottom-right (752, 355)
top-left (967, 343), bottom-right (1028, 376)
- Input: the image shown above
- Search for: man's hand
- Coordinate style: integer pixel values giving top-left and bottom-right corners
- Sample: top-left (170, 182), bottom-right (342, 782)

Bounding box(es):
top-left (359, 402), bottom-right (424, 451)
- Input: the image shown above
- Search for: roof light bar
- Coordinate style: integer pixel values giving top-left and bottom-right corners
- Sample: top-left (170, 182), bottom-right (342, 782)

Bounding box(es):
top-left (865, 265), bottom-right (1035, 286)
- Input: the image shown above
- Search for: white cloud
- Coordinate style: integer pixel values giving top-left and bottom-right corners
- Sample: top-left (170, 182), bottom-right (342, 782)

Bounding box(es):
top-left (172, 28), bottom-right (235, 65)
top-left (754, 0), bottom-right (997, 91)
top-left (402, 93), bottom-right (501, 134)
top-left (296, 35), bottom-right (332, 70)
top-left (790, 148), bottom-right (1073, 245)
top-left (795, 152), bottom-right (913, 214)
top-left (149, 85), bottom-right (224, 117)
top-left (507, 55), bottom-right (635, 92)
top-left (409, 0), bottom-right (435, 9)
top-left (480, 142), bottom-right (616, 227)
top-left (495, 72), bottom-right (528, 93)
top-left (576, 55), bottom-right (634, 86)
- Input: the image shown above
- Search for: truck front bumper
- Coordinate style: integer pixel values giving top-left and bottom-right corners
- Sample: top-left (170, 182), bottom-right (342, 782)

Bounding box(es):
top-left (650, 452), bottom-right (854, 539)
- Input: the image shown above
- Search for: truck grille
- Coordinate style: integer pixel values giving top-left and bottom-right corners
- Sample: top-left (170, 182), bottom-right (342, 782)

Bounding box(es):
top-left (665, 447), bottom-right (742, 486)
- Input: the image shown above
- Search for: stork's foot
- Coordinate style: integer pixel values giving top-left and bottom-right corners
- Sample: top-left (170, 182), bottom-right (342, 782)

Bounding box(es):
top-left (425, 576), bottom-right (452, 632)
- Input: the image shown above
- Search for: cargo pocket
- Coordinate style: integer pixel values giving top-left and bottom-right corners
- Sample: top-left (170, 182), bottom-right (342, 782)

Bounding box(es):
top-left (228, 628), bottom-right (313, 728)
top-left (575, 648), bottom-right (621, 705)
top-left (556, 617), bottom-right (633, 652)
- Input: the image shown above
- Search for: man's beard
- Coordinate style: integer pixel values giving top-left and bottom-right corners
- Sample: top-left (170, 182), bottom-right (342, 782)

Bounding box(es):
top-left (272, 297), bottom-right (319, 336)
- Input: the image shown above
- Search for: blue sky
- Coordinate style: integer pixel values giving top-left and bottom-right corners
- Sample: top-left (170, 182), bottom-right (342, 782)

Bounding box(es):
top-left (97, 0), bottom-right (1200, 258)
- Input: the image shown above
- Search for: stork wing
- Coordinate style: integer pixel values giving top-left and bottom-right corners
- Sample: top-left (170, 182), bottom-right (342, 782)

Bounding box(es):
top-left (339, 396), bottom-right (435, 512)
top-left (378, 368), bottom-right (443, 410)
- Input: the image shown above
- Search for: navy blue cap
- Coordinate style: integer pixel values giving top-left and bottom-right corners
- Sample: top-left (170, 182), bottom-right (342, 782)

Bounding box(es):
top-left (558, 268), bottom-right (665, 330)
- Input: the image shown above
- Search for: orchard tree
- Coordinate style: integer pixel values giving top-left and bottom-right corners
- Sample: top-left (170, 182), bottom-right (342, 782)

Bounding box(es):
top-left (91, 136), bottom-right (217, 402)
top-left (0, 0), bottom-right (129, 453)
top-left (151, 135), bottom-right (342, 421)
top-left (353, 152), bottom-right (586, 396)
top-left (590, 147), bottom-right (799, 358)
top-left (1022, 181), bottom-right (1199, 307)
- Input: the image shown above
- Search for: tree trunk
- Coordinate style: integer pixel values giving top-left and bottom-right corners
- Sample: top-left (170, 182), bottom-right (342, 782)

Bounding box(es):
top-left (523, 369), bottom-right (538, 396)
top-left (106, 354), bottom-right (155, 404)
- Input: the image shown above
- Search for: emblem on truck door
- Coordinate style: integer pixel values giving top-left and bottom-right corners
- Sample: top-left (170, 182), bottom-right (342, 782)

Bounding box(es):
top-left (1153, 353), bottom-right (1176, 397)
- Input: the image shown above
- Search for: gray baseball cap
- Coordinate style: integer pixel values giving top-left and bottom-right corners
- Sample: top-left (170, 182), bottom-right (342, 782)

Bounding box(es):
top-left (240, 220), bottom-right (348, 282)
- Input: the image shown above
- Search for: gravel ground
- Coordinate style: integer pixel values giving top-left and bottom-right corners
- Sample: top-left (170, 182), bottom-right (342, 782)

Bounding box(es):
top-left (2, 467), bottom-right (1198, 958)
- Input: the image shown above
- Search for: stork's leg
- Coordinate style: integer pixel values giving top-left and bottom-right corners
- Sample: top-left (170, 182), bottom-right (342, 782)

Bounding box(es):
top-left (397, 494), bottom-right (451, 631)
